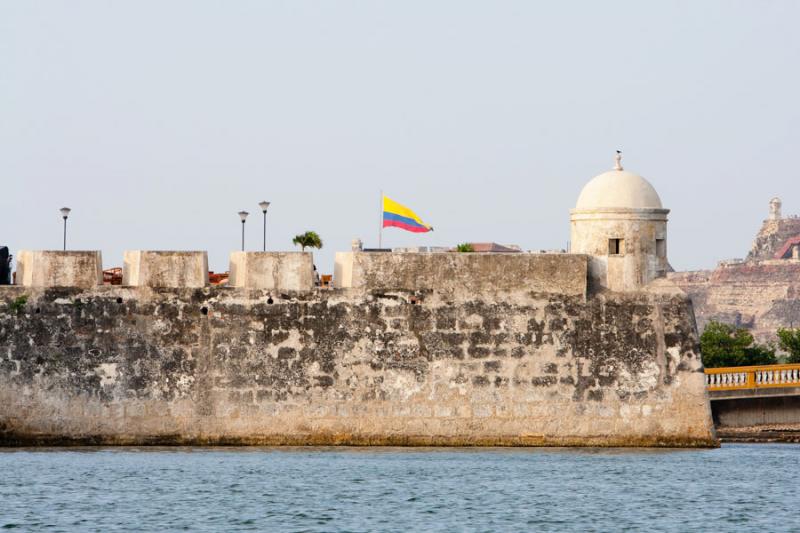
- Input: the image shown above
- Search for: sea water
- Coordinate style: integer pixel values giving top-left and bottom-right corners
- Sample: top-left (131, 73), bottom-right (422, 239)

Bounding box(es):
top-left (0, 444), bottom-right (797, 532)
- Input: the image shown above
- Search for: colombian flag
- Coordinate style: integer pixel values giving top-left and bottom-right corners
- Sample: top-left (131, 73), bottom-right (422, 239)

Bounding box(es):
top-left (382, 195), bottom-right (433, 233)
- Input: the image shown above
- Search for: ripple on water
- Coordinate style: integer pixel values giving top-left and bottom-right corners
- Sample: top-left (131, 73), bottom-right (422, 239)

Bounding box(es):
top-left (0, 444), bottom-right (798, 532)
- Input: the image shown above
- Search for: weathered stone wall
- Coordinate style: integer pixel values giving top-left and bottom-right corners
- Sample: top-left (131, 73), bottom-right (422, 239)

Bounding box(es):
top-left (123, 251), bottom-right (209, 288)
top-left (334, 252), bottom-right (587, 299)
top-left (228, 252), bottom-right (314, 291)
top-left (670, 209), bottom-right (800, 345)
top-left (670, 262), bottom-right (800, 345)
top-left (0, 284), bottom-right (716, 447)
top-left (16, 251), bottom-right (103, 288)
top-left (747, 217), bottom-right (800, 261)
top-left (569, 209), bottom-right (669, 292)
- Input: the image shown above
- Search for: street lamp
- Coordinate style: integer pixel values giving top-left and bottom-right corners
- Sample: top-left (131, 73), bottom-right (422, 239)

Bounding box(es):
top-left (60, 207), bottom-right (71, 251)
top-left (238, 211), bottom-right (249, 251)
top-left (258, 201), bottom-right (270, 251)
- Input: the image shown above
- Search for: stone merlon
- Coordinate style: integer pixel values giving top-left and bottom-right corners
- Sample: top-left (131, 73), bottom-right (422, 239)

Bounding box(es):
top-left (334, 251), bottom-right (588, 300)
top-left (15, 250), bottom-right (103, 288)
top-left (228, 251), bottom-right (314, 291)
top-left (123, 251), bottom-right (209, 288)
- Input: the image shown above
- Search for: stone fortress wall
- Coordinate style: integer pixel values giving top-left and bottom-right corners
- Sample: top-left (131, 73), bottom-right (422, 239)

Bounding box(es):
top-left (0, 155), bottom-right (721, 447)
top-left (334, 251), bottom-right (587, 297)
top-left (0, 248), bottom-right (716, 447)
top-left (669, 198), bottom-right (800, 345)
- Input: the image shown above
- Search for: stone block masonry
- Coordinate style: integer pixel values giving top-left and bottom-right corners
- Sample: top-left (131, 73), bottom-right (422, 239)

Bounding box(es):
top-left (670, 261), bottom-right (800, 345)
top-left (228, 252), bottom-right (314, 291)
top-left (0, 284), bottom-right (716, 447)
top-left (15, 251), bottom-right (103, 288)
top-left (334, 252), bottom-right (587, 299)
top-left (123, 251), bottom-right (209, 288)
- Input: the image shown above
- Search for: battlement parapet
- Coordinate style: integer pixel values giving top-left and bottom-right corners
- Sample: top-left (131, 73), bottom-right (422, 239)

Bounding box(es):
top-left (7, 250), bottom-right (590, 296)
top-left (15, 250), bottom-right (103, 288)
top-left (229, 251), bottom-right (314, 291)
top-left (334, 251), bottom-right (588, 299)
top-left (123, 251), bottom-right (208, 288)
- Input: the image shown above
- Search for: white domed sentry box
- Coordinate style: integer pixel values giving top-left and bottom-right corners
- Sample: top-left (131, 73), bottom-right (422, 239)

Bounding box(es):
top-left (570, 153), bottom-right (670, 292)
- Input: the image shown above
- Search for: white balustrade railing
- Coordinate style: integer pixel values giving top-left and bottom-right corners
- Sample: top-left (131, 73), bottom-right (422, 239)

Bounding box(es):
top-left (706, 364), bottom-right (800, 390)
top-left (755, 367), bottom-right (800, 385)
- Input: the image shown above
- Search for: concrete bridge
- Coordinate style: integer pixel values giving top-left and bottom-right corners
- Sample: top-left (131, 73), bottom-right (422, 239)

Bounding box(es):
top-left (706, 364), bottom-right (800, 439)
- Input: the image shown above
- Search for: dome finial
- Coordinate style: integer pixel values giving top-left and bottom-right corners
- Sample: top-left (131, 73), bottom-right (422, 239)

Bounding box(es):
top-left (614, 150), bottom-right (623, 171)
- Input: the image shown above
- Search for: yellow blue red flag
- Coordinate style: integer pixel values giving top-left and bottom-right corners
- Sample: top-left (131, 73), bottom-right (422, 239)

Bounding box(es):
top-left (382, 195), bottom-right (433, 233)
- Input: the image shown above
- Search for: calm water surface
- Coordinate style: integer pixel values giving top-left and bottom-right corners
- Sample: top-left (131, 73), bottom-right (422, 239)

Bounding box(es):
top-left (0, 444), bottom-right (797, 532)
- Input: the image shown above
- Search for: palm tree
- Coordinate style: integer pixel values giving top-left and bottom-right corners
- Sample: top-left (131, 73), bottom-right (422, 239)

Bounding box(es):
top-left (292, 231), bottom-right (323, 252)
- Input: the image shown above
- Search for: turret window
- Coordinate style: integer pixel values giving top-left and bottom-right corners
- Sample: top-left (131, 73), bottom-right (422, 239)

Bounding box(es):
top-left (608, 238), bottom-right (624, 255)
top-left (656, 239), bottom-right (666, 258)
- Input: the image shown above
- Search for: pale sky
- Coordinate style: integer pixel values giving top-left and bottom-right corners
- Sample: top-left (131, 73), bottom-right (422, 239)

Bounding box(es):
top-left (2, 1), bottom-right (798, 274)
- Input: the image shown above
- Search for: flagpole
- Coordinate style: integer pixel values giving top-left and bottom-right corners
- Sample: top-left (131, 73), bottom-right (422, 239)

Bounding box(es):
top-left (378, 190), bottom-right (383, 249)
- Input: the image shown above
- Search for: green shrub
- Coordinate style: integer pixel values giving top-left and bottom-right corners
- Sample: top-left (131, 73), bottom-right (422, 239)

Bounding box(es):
top-left (777, 328), bottom-right (800, 363)
top-left (9, 295), bottom-right (28, 314)
top-left (700, 321), bottom-right (776, 368)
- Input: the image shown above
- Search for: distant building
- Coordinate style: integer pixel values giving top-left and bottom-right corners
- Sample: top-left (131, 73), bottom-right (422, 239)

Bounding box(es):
top-left (391, 246), bottom-right (450, 253)
top-left (774, 236), bottom-right (800, 260)
top-left (747, 197), bottom-right (800, 262)
top-left (462, 243), bottom-right (521, 253)
top-left (670, 197), bottom-right (800, 345)
top-left (390, 244), bottom-right (520, 253)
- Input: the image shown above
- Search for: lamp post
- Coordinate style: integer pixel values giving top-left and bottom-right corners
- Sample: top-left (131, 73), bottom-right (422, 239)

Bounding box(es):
top-left (238, 211), bottom-right (249, 251)
top-left (60, 207), bottom-right (71, 251)
top-left (258, 201), bottom-right (270, 251)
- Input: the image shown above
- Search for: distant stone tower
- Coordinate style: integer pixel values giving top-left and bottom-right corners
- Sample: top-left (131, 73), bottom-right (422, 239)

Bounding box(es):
top-left (747, 197), bottom-right (800, 261)
top-left (769, 197), bottom-right (782, 220)
top-left (570, 153), bottom-right (670, 292)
